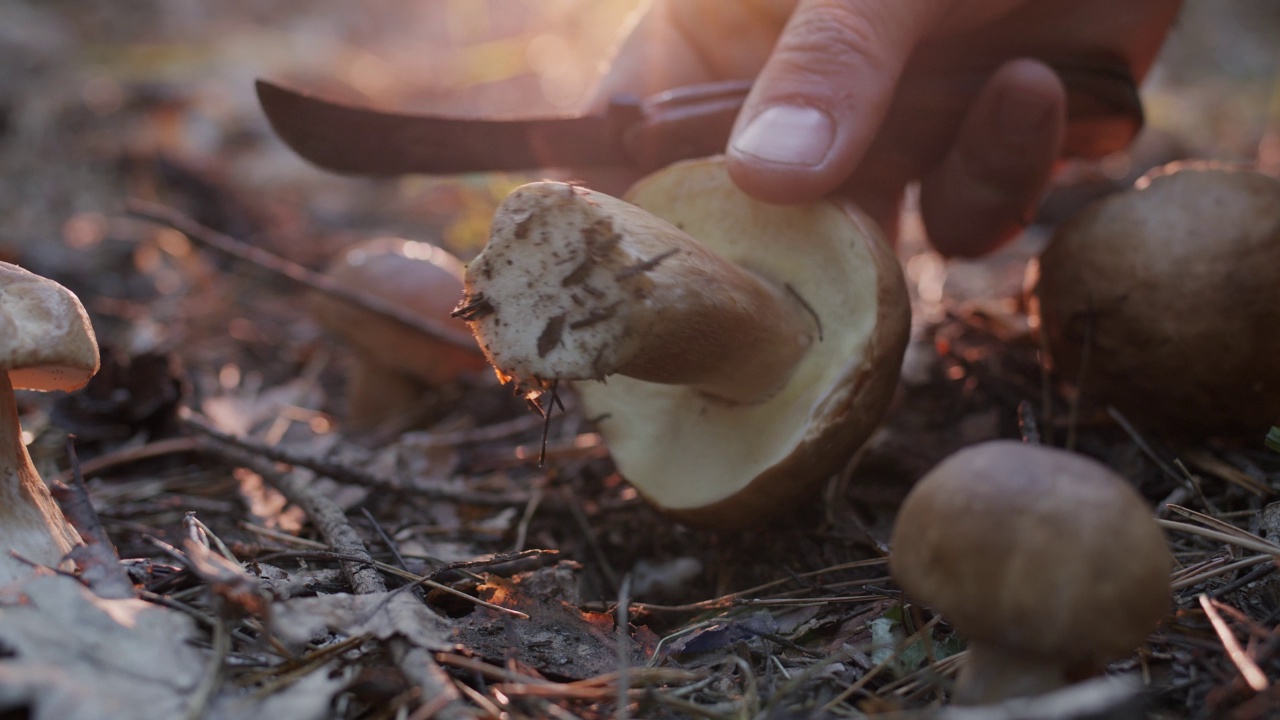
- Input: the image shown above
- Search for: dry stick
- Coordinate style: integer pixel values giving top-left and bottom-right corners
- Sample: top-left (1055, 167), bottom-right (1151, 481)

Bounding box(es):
top-left (235, 525), bottom-right (528, 618)
top-left (1158, 520), bottom-right (1280, 556)
top-left (211, 442), bottom-right (475, 720)
top-left (1173, 555), bottom-right (1274, 591)
top-left (184, 619), bottom-right (230, 720)
top-left (1107, 407), bottom-right (1215, 515)
top-left (1181, 449), bottom-right (1272, 497)
top-left (1167, 505), bottom-right (1280, 550)
top-left (1199, 594), bottom-right (1270, 692)
top-left (183, 412), bottom-right (526, 507)
top-left (1207, 559), bottom-right (1278, 597)
top-left (618, 557), bottom-right (889, 613)
top-left (50, 437), bottom-right (136, 599)
top-left (615, 575), bottom-right (633, 720)
top-left (126, 199), bottom-right (479, 354)
top-left (53, 436), bottom-right (202, 484)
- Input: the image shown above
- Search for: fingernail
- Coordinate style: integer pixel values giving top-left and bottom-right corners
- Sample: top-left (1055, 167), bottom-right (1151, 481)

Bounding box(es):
top-left (731, 105), bottom-right (834, 167)
top-left (996, 88), bottom-right (1055, 149)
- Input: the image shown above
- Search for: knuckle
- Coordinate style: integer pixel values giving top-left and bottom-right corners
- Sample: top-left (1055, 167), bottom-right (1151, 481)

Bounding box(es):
top-left (774, 2), bottom-right (899, 80)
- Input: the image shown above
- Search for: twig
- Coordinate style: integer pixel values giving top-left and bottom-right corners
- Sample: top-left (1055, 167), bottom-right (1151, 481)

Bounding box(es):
top-left (238, 540), bottom-right (529, 618)
top-left (561, 485), bottom-right (619, 593)
top-left (1158, 519), bottom-right (1280, 556)
top-left (50, 437), bottom-right (136, 599)
top-left (616, 574), bottom-right (632, 720)
top-left (1208, 560), bottom-right (1278, 598)
top-left (209, 438), bottom-right (476, 718)
top-left (611, 557), bottom-right (890, 613)
top-left (183, 618), bottom-right (230, 720)
top-left (126, 199), bottom-right (479, 354)
top-left (1108, 407), bottom-right (1196, 488)
top-left (1172, 554), bottom-right (1275, 591)
top-left (53, 436), bottom-right (203, 484)
top-left (1167, 505), bottom-right (1280, 550)
top-left (1199, 594), bottom-right (1270, 692)
top-left (513, 484), bottom-right (544, 553)
top-left (184, 411), bottom-right (526, 506)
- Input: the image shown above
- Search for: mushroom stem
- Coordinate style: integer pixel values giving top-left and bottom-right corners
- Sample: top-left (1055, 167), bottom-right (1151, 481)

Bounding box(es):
top-left (460, 182), bottom-right (818, 404)
top-left (955, 641), bottom-right (1070, 705)
top-left (345, 353), bottom-right (428, 429)
top-left (0, 372), bottom-right (81, 584)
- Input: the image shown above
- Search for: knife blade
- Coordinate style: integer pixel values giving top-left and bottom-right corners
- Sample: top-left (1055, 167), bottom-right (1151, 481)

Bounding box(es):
top-left (257, 59), bottom-right (1142, 177)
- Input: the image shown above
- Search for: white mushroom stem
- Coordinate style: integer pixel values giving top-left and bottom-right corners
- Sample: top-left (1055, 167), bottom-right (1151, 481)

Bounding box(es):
top-left (459, 183), bottom-right (818, 405)
top-left (0, 372), bottom-right (80, 584)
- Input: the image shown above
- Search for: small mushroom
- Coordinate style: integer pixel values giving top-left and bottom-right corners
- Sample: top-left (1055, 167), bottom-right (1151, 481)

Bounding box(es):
top-left (458, 157), bottom-right (910, 527)
top-left (0, 262), bottom-right (99, 584)
top-left (310, 237), bottom-right (487, 428)
top-left (890, 440), bottom-right (1170, 705)
top-left (1033, 163), bottom-right (1280, 437)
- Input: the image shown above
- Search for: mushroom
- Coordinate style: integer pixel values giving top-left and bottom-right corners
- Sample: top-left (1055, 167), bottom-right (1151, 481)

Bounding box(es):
top-left (1032, 163), bottom-right (1280, 437)
top-left (0, 262), bottom-right (99, 584)
top-left (457, 157), bottom-right (910, 527)
top-left (889, 440), bottom-right (1170, 705)
top-left (310, 237), bottom-right (487, 429)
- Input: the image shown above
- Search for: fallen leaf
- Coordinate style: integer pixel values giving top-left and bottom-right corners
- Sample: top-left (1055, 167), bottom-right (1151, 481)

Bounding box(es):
top-left (271, 589), bottom-right (456, 653)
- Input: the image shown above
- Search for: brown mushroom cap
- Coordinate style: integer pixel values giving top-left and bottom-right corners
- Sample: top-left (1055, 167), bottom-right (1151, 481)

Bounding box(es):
top-left (578, 158), bottom-right (910, 527)
top-left (1034, 163), bottom-right (1280, 436)
top-left (890, 441), bottom-right (1170, 666)
top-left (310, 237), bottom-right (487, 387)
top-left (0, 262), bottom-right (100, 391)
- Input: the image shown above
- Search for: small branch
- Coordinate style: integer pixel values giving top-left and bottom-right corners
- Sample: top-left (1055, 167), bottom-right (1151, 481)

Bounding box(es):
top-left (182, 411), bottom-right (527, 507)
top-left (127, 199), bottom-right (479, 354)
top-left (206, 436), bottom-right (477, 718)
top-left (1199, 594), bottom-right (1269, 692)
top-left (50, 437), bottom-right (136, 599)
top-left (183, 617), bottom-right (230, 720)
top-left (1158, 519), bottom-right (1280, 556)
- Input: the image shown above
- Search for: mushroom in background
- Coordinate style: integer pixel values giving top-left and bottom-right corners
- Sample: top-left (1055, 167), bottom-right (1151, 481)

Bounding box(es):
top-left (457, 156), bottom-right (910, 528)
top-left (0, 262), bottom-right (99, 584)
top-left (890, 440), bottom-right (1170, 705)
top-left (310, 237), bottom-right (487, 429)
top-left (1032, 163), bottom-right (1280, 438)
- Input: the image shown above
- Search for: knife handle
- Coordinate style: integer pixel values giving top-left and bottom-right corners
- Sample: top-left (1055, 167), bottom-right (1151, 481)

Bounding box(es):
top-left (621, 79), bottom-right (752, 173)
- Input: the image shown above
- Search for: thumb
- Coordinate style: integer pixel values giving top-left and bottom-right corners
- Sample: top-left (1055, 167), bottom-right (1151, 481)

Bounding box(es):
top-left (727, 0), bottom-right (950, 202)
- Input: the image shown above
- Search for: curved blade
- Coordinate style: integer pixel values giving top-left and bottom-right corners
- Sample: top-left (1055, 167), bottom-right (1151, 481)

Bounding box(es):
top-left (258, 60), bottom-right (1142, 177)
top-left (256, 80), bottom-right (632, 175)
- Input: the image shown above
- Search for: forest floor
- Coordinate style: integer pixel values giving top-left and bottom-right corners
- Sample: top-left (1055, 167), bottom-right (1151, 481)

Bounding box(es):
top-left (1, 1), bottom-right (1279, 719)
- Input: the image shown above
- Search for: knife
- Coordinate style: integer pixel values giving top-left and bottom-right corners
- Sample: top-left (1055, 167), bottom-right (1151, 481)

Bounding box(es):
top-left (256, 59), bottom-right (1143, 177)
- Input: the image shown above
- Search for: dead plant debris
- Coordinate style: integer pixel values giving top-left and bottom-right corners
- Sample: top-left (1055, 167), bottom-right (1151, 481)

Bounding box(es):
top-left (1, 2), bottom-right (1279, 719)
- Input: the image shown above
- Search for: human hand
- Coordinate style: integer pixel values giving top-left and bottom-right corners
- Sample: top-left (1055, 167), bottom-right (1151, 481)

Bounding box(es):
top-left (590, 0), bottom-right (1181, 256)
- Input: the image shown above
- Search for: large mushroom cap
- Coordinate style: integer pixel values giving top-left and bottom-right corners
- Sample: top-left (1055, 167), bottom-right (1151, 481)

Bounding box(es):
top-left (0, 262), bottom-right (100, 391)
top-left (1034, 163), bottom-right (1280, 436)
top-left (578, 158), bottom-right (910, 527)
top-left (890, 441), bottom-right (1170, 662)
